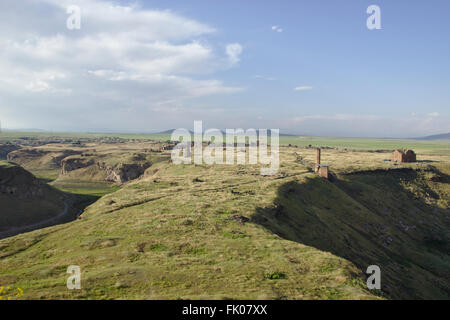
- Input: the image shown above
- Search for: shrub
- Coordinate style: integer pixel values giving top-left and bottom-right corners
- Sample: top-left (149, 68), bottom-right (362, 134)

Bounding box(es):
top-left (264, 270), bottom-right (287, 280)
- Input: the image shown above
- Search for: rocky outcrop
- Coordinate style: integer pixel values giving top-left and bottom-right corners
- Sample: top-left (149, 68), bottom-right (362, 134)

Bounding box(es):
top-left (61, 157), bottom-right (95, 174)
top-left (51, 150), bottom-right (83, 166)
top-left (102, 162), bottom-right (151, 183)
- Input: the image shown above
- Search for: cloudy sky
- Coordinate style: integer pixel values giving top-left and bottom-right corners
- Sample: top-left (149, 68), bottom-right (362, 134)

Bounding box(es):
top-left (0, 0), bottom-right (449, 137)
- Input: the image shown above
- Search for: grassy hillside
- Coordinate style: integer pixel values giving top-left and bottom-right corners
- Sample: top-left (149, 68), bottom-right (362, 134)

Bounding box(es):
top-left (0, 145), bottom-right (448, 300)
top-left (0, 161), bottom-right (78, 236)
top-left (254, 168), bottom-right (449, 299)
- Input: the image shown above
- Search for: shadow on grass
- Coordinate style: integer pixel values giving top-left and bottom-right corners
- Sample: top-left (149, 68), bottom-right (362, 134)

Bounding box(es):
top-left (252, 168), bottom-right (450, 299)
top-left (0, 186), bottom-right (104, 240)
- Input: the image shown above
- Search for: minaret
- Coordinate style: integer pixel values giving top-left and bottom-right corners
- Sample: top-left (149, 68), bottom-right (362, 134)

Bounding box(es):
top-left (315, 148), bottom-right (321, 173)
top-left (315, 147), bottom-right (329, 179)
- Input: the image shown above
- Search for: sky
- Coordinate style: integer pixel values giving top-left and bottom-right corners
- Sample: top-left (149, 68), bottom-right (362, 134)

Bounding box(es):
top-left (0, 0), bottom-right (449, 137)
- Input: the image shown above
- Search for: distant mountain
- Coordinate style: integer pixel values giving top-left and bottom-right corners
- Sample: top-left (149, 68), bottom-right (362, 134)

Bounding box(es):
top-left (413, 133), bottom-right (450, 140)
top-left (156, 129), bottom-right (177, 135)
top-left (156, 129), bottom-right (195, 135)
top-left (279, 132), bottom-right (301, 137)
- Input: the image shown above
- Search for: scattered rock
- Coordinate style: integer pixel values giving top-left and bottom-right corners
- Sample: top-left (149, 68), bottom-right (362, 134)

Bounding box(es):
top-left (114, 281), bottom-right (128, 289)
top-left (229, 215), bottom-right (250, 224)
top-left (182, 219), bottom-right (194, 226)
top-left (136, 242), bottom-right (147, 253)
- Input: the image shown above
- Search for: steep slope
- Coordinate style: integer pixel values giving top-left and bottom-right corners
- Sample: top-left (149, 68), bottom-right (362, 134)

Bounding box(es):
top-left (0, 161), bottom-right (78, 238)
top-left (253, 167), bottom-right (450, 299)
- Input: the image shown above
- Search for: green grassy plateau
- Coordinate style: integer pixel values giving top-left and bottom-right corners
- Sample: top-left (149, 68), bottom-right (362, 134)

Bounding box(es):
top-left (0, 135), bottom-right (448, 300)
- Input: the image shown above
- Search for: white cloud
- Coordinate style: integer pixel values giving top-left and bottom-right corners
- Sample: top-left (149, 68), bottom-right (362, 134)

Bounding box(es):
top-left (294, 86), bottom-right (313, 91)
top-left (39, 0), bottom-right (216, 41)
top-left (226, 43), bottom-right (243, 65)
top-left (254, 75), bottom-right (277, 81)
top-left (25, 71), bottom-right (69, 93)
top-left (0, 0), bottom-right (243, 131)
top-left (427, 112), bottom-right (439, 117)
top-left (271, 25), bottom-right (283, 33)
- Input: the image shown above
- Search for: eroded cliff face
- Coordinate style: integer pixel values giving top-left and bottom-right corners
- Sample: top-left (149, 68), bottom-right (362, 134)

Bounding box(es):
top-left (101, 162), bottom-right (151, 183)
top-left (7, 147), bottom-right (154, 185)
top-left (61, 158), bottom-right (151, 183)
top-left (51, 151), bottom-right (83, 166)
top-left (61, 157), bottom-right (95, 174)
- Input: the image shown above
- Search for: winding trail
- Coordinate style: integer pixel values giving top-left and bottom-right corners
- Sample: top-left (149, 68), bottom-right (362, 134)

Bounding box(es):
top-left (0, 199), bottom-right (73, 239)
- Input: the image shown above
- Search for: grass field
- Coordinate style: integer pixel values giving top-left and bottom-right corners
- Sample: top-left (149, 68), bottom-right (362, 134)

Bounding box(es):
top-left (1, 131), bottom-right (449, 151)
top-left (280, 136), bottom-right (449, 151)
top-left (0, 138), bottom-right (448, 300)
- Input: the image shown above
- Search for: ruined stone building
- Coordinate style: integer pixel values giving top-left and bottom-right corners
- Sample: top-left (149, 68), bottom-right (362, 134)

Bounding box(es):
top-left (392, 149), bottom-right (416, 163)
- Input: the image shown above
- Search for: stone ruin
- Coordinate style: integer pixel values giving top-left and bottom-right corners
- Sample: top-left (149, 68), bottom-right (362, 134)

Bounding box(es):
top-left (315, 148), bottom-right (329, 179)
top-left (392, 149), bottom-right (416, 163)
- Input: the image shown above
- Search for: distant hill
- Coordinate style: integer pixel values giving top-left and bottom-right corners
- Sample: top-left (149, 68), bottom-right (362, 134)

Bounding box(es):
top-left (156, 129), bottom-right (177, 135)
top-left (414, 133), bottom-right (450, 140)
top-left (1, 128), bottom-right (47, 132)
top-left (157, 129), bottom-right (299, 136)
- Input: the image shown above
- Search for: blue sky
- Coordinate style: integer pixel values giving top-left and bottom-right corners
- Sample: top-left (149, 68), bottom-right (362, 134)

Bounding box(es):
top-left (0, 0), bottom-right (449, 137)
